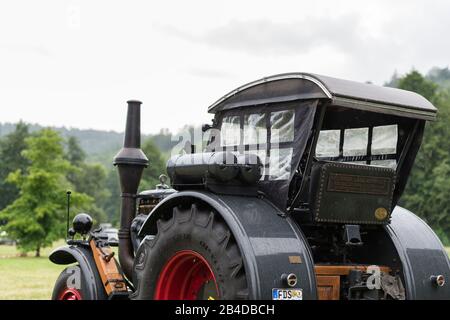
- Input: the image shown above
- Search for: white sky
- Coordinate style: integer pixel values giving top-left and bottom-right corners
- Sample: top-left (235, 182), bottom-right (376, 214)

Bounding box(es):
top-left (1, 0), bottom-right (449, 134)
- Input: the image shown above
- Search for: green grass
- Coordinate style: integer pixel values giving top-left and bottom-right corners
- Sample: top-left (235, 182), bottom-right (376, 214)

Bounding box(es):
top-left (0, 242), bottom-right (449, 300)
top-left (0, 240), bottom-right (67, 300)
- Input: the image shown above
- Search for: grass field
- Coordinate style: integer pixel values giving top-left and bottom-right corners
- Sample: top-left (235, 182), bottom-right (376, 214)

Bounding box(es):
top-left (0, 241), bottom-right (66, 300)
top-left (0, 242), bottom-right (449, 300)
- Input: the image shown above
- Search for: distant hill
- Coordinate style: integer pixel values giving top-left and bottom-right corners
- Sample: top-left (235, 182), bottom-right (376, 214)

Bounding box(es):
top-left (0, 122), bottom-right (179, 167)
top-left (0, 123), bottom-right (124, 166)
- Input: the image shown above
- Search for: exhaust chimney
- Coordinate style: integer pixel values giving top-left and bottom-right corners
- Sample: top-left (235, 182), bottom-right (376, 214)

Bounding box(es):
top-left (113, 100), bottom-right (148, 280)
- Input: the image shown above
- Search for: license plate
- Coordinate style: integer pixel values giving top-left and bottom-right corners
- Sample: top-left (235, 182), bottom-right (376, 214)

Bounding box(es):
top-left (272, 288), bottom-right (303, 300)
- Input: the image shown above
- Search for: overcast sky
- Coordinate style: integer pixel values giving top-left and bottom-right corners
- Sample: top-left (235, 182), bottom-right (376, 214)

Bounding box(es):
top-left (1, 0), bottom-right (449, 134)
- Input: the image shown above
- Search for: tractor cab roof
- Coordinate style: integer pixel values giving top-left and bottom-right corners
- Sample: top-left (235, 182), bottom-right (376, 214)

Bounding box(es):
top-left (208, 73), bottom-right (437, 121)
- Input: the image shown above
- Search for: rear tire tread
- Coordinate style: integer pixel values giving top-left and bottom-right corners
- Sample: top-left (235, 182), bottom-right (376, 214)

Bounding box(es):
top-left (133, 202), bottom-right (248, 300)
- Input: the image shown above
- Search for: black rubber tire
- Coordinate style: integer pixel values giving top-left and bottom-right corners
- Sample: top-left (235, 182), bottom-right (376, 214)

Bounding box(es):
top-left (52, 266), bottom-right (87, 300)
top-left (132, 203), bottom-right (248, 300)
top-left (52, 265), bottom-right (107, 300)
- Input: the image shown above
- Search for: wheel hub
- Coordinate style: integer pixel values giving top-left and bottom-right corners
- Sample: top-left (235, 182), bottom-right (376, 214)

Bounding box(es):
top-left (154, 250), bottom-right (219, 300)
top-left (58, 288), bottom-right (82, 300)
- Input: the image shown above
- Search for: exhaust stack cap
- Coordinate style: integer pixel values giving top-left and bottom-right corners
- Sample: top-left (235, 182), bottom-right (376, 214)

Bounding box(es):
top-left (113, 100), bottom-right (149, 167)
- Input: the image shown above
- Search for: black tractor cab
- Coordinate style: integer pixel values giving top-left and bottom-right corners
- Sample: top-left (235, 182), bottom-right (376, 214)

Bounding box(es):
top-left (167, 73), bottom-right (436, 226)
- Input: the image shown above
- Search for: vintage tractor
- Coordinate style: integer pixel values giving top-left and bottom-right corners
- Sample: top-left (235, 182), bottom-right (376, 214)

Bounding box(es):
top-left (50, 72), bottom-right (450, 300)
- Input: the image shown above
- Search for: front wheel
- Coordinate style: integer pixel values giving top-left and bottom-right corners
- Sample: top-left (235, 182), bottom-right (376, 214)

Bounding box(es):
top-left (52, 265), bottom-right (107, 300)
top-left (133, 203), bottom-right (248, 300)
top-left (52, 266), bottom-right (85, 300)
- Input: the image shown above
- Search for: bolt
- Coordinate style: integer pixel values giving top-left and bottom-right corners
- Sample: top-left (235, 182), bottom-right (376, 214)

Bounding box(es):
top-left (281, 273), bottom-right (298, 287)
top-left (430, 275), bottom-right (445, 287)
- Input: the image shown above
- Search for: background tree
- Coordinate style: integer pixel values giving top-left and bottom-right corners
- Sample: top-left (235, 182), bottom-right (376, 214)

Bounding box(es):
top-left (397, 69), bottom-right (438, 101)
top-left (427, 66), bottom-right (450, 89)
top-left (139, 138), bottom-right (167, 190)
top-left (65, 136), bottom-right (109, 224)
top-left (0, 122), bottom-right (30, 211)
top-left (0, 129), bottom-right (91, 256)
top-left (104, 168), bottom-right (121, 225)
top-left (101, 138), bottom-right (167, 225)
top-left (397, 70), bottom-right (450, 244)
top-left (66, 136), bottom-right (86, 166)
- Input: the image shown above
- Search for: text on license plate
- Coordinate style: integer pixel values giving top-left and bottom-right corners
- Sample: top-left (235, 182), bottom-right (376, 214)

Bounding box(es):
top-left (272, 288), bottom-right (303, 300)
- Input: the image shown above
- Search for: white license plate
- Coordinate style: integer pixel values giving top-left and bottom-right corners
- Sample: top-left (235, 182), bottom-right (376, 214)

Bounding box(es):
top-left (272, 288), bottom-right (303, 300)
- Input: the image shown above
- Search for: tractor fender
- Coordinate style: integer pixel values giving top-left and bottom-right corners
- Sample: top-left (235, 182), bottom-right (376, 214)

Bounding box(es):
top-left (138, 190), bottom-right (318, 300)
top-left (49, 245), bottom-right (102, 299)
top-left (385, 206), bottom-right (450, 299)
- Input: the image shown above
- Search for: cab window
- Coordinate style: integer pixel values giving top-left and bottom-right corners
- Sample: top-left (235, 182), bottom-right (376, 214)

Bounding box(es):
top-left (315, 125), bottom-right (398, 169)
top-left (220, 115), bottom-right (241, 147)
top-left (269, 110), bottom-right (294, 180)
top-left (244, 113), bottom-right (266, 145)
top-left (219, 109), bottom-right (295, 180)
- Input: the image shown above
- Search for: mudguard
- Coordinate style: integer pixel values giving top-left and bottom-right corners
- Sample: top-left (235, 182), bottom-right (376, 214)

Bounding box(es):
top-left (49, 245), bottom-right (104, 299)
top-left (385, 206), bottom-right (450, 299)
top-left (138, 191), bottom-right (318, 300)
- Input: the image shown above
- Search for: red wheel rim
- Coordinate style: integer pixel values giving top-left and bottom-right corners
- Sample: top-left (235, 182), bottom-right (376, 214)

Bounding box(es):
top-left (58, 288), bottom-right (82, 300)
top-left (154, 250), bottom-right (219, 300)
